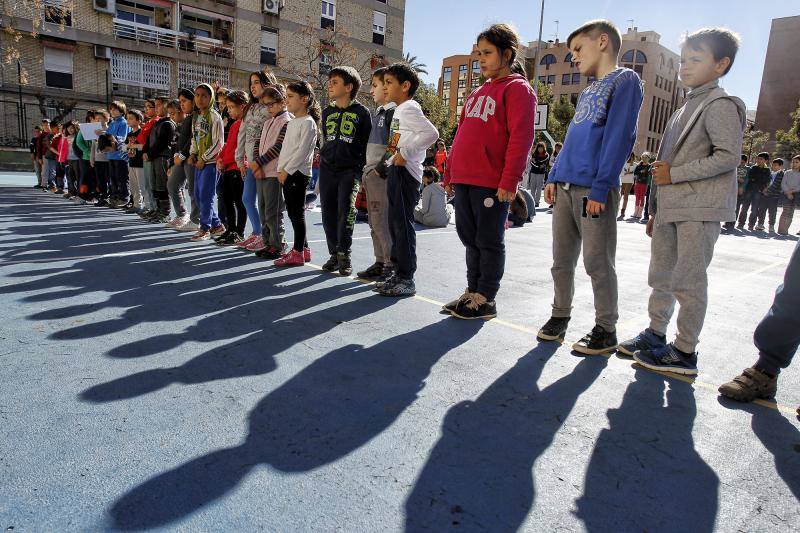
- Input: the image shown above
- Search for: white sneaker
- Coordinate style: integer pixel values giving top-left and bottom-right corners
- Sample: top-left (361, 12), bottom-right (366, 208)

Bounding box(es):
top-left (167, 215), bottom-right (188, 228)
top-left (177, 221), bottom-right (199, 232)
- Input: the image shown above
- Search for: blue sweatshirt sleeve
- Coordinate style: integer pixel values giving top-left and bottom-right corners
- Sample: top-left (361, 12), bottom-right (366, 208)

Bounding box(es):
top-left (590, 72), bottom-right (643, 203)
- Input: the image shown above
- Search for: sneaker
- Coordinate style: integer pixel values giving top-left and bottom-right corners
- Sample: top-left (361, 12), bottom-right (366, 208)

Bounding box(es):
top-left (321, 254), bottom-right (339, 272)
top-left (303, 247), bottom-right (311, 262)
top-left (768, 225), bottom-right (775, 233)
top-left (747, 225), bottom-right (754, 231)
top-left (177, 221), bottom-right (199, 232)
top-left (736, 224), bottom-right (744, 230)
top-left (379, 278), bottom-right (416, 297)
top-left (246, 235), bottom-right (266, 252)
top-left (338, 253), bottom-right (352, 276)
top-left (633, 343), bottom-right (698, 375)
top-left (167, 216), bottom-right (188, 228)
top-left (138, 209), bottom-right (154, 218)
top-left (755, 224), bottom-right (765, 231)
top-left (572, 325), bottom-right (618, 355)
top-left (151, 213), bottom-right (171, 224)
top-left (373, 274), bottom-right (397, 292)
top-left (95, 199), bottom-right (109, 207)
top-left (223, 232), bottom-right (244, 246)
top-left (256, 246), bottom-right (282, 260)
top-left (357, 262), bottom-right (384, 280)
top-left (62, 192), bottom-right (71, 199)
top-left (210, 224), bottom-right (227, 237)
top-left (213, 230), bottom-right (231, 242)
top-left (237, 234), bottom-right (259, 248)
top-left (537, 316), bottom-right (571, 342)
top-left (451, 293), bottom-right (497, 320)
top-left (617, 328), bottom-right (667, 357)
top-left (274, 249), bottom-right (304, 267)
top-left (441, 290), bottom-right (473, 314)
top-left (718, 367), bottom-right (778, 402)
top-left (124, 206), bottom-right (139, 214)
top-left (190, 230), bottom-right (210, 242)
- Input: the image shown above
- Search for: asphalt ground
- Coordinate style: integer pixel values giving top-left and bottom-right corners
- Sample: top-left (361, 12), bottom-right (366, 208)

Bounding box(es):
top-left (1, 179), bottom-right (798, 532)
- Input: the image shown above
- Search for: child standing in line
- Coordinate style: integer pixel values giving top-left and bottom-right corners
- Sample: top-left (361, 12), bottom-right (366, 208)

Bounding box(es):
top-left (64, 121), bottom-right (80, 198)
top-left (319, 66), bottom-right (373, 276)
top-left (527, 142), bottom-right (550, 207)
top-left (736, 151), bottom-right (771, 230)
top-left (124, 110), bottom-right (144, 213)
top-left (55, 122), bottom-right (70, 194)
top-left (187, 83), bottom-right (226, 242)
top-left (377, 62), bottom-right (439, 297)
top-left (619, 152), bottom-right (635, 218)
top-left (755, 158), bottom-right (785, 233)
top-left (250, 85), bottom-right (292, 259)
top-left (632, 152), bottom-right (652, 219)
top-left (618, 28), bottom-right (746, 375)
top-left (105, 101), bottom-right (131, 208)
top-left (357, 67), bottom-right (396, 281)
top-left (137, 99), bottom-right (159, 216)
top-left (169, 89), bottom-right (199, 232)
top-left (274, 81), bottom-right (321, 267)
top-left (146, 99), bottom-right (176, 223)
top-left (236, 70), bottom-right (276, 251)
top-left (778, 155), bottom-right (800, 235)
top-left (537, 19), bottom-right (643, 352)
top-left (44, 120), bottom-right (61, 192)
top-left (215, 89), bottom-right (248, 245)
top-left (74, 111), bottom-right (95, 202)
top-left (91, 111), bottom-right (111, 205)
top-left (441, 24), bottom-right (537, 317)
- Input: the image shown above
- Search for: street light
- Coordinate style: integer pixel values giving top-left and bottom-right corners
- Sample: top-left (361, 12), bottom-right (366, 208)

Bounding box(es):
top-left (531, 0), bottom-right (546, 86)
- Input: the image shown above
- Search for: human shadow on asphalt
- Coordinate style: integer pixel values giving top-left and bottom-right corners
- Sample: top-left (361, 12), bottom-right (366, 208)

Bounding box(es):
top-left (107, 318), bottom-right (484, 530)
top-left (575, 370), bottom-right (718, 532)
top-left (403, 344), bottom-right (604, 532)
top-left (79, 278), bottom-right (382, 402)
top-left (717, 397), bottom-right (800, 502)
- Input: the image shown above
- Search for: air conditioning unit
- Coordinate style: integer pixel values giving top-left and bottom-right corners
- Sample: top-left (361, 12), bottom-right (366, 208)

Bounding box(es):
top-left (263, 0), bottom-right (284, 15)
top-left (93, 0), bottom-right (116, 14)
top-left (94, 45), bottom-right (112, 60)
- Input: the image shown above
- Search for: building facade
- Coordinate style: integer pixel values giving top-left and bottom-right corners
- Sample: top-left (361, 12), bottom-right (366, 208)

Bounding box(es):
top-left (0, 0), bottom-right (404, 147)
top-left (755, 15), bottom-right (800, 155)
top-left (438, 27), bottom-right (686, 157)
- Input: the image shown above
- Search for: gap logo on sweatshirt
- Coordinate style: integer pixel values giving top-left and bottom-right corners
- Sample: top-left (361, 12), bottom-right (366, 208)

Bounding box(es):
top-left (464, 95), bottom-right (497, 123)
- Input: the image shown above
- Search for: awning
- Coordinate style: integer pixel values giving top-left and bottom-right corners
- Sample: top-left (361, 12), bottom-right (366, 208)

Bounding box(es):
top-left (181, 4), bottom-right (233, 22)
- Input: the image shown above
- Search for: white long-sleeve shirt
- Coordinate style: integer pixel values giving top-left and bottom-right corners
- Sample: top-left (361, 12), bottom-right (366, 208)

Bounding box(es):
top-left (277, 115), bottom-right (318, 177)
top-left (781, 169), bottom-right (800, 194)
top-left (388, 99), bottom-right (439, 181)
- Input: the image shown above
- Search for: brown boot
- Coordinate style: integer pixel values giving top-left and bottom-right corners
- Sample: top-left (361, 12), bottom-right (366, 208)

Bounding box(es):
top-left (718, 367), bottom-right (777, 402)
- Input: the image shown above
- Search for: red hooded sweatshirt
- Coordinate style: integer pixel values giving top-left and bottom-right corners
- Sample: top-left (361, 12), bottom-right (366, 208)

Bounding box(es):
top-left (443, 73), bottom-right (537, 192)
top-left (218, 119), bottom-right (241, 171)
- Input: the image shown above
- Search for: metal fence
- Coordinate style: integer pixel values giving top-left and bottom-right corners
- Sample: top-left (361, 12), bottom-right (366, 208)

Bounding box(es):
top-left (0, 99), bottom-right (103, 148)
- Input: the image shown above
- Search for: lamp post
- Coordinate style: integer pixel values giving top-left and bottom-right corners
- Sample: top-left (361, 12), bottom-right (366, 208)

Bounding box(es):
top-left (17, 59), bottom-right (27, 144)
top-left (531, 0), bottom-right (546, 86)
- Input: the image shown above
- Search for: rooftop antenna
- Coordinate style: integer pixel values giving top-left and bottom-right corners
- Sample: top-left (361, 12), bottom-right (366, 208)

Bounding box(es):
top-left (627, 19), bottom-right (635, 31)
top-left (553, 20), bottom-right (559, 41)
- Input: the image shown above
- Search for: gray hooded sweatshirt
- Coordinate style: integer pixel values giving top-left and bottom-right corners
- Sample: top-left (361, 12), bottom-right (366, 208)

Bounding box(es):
top-left (650, 80), bottom-right (746, 223)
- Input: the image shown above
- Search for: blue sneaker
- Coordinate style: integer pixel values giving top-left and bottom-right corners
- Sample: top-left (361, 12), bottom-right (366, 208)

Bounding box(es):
top-left (634, 343), bottom-right (698, 375)
top-left (618, 328), bottom-right (667, 357)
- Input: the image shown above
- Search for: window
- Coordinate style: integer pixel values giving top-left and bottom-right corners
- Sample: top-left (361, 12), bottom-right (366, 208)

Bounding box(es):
top-left (321, 0), bottom-right (335, 29)
top-left (572, 73), bottom-right (580, 84)
top-left (565, 52), bottom-right (573, 63)
top-left (562, 73), bottom-right (571, 85)
top-left (635, 51), bottom-right (647, 63)
top-left (116, 0), bottom-right (155, 25)
top-left (182, 14), bottom-right (213, 38)
top-left (471, 77), bottom-right (480, 88)
top-left (44, 46), bottom-right (73, 89)
top-left (319, 43), bottom-right (333, 75)
top-left (458, 79), bottom-right (466, 88)
top-left (260, 27), bottom-right (277, 66)
top-left (471, 59), bottom-right (479, 73)
top-left (587, 75), bottom-right (596, 83)
top-left (442, 80), bottom-right (450, 91)
top-left (458, 64), bottom-right (467, 79)
top-left (633, 64), bottom-right (643, 76)
top-left (548, 75), bottom-right (555, 85)
top-left (457, 96), bottom-right (464, 106)
top-left (621, 50), bottom-right (635, 63)
top-left (540, 53), bottom-right (557, 70)
top-left (570, 93), bottom-right (579, 106)
top-left (372, 10), bottom-right (386, 45)
top-left (443, 66), bottom-right (452, 79)
top-left (112, 50), bottom-right (170, 91)
top-left (44, 0), bottom-right (72, 27)
top-left (178, 61), bottom-right (229, 90)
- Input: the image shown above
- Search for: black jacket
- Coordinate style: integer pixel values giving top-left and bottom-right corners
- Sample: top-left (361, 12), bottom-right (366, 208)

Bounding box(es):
top-left (530, 152), bottom-right (550, 175)
top-left (175, 117), bottom-right (193, 161)
top-left (147, 117), bottom-right (176, 159)
top-left (320, 101), bottom-right (372, 172)
top-left (745, 165), bottom-right (772, 192)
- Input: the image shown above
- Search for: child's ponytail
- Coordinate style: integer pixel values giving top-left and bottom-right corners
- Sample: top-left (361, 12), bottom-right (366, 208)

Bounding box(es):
top-left (287, 81), bottom-right (322, 126)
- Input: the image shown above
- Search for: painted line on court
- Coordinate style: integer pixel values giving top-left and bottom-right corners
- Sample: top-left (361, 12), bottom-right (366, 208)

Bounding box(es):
top-left (305, 261), bottom-right (797, 417)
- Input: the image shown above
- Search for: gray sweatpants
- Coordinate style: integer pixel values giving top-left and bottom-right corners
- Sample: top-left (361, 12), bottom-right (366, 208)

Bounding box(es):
top-left (256, 178), bottom-right (285, 248)
top-left (551, 183), bottom-right (620, 330)
top-left (648, 220), bottom-right (720, 354)
top-left (363, 170), bottom-right (392, 264)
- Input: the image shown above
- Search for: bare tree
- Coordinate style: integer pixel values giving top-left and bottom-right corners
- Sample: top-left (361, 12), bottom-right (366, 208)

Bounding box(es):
top-left (280, 21), bottom-right (384, 107)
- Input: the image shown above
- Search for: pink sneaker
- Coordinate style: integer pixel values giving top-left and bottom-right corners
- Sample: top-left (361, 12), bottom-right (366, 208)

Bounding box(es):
top-left (246, 235), bottom-right (266, 252)
top-left (303, 247), bottom-right (311, 262)
top-left (274, 249), bottom-right (304, 267)
top-left (237, 234), bottom-right (258, 248)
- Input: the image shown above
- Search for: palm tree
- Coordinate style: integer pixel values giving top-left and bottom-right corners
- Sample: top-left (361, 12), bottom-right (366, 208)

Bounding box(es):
top-left (403, 52), bottom-right (428, 75)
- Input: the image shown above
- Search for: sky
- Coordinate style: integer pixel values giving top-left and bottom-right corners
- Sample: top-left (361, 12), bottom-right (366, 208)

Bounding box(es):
top-left (402, 0), bottom-right (798, 110)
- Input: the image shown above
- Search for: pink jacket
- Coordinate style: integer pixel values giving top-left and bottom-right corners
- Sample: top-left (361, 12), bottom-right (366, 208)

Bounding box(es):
top-left (256, 110), bottom-right (292, 179)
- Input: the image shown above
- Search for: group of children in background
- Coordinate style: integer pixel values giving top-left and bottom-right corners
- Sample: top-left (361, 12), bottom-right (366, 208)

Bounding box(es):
top-left (26, 20), bottom-right (800, 409)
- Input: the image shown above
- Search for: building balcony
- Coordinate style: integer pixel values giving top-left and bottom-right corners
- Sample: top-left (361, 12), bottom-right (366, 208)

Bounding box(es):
top-left (112, 18), bottom-right (233, 60)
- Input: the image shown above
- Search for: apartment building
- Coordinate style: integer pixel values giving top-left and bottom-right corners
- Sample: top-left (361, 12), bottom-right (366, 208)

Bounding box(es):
top-left (0, 0), bottom-right (405, 146)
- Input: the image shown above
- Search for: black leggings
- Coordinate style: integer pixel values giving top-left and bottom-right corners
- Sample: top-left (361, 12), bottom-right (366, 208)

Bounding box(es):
top-left (220, 169), bottom-right (246, 235)
top-left (283, 171), bottom-right (310, 252)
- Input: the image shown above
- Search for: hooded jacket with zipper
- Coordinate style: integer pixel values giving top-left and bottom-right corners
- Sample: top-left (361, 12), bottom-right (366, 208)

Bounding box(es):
top-left (256, 109), bottom-right (292, 179)
top-left (147, 116), bottom-right (176, 159)
top-left (190, 83), bottom-right (225, 163)
top-left (649, 80), bottom-right (746, 223)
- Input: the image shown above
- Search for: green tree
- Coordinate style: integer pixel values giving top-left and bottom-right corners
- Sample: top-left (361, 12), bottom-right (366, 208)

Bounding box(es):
top-left (414, 83), bottom-right (450, 143)
top-left (532, 81), bottom-right (574, 147)
top-left (403, 53), bottom-right (428, 75)
top-left (775, 100), bottom-right (800, 159)
top-left (743, 126), bottom-right (771, 160)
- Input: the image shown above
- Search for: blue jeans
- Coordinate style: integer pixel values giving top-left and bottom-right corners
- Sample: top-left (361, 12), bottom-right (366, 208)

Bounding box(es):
top-left (194, 164), bottom-right (221, 231)
top-left (43, 158), bottom-right (58, 188)
top-left (755, 241), bottom-right (800, 375)
top-left (242, 169), bottom-right (261, 236)
top-left (387, 166), bottom-right (421, 280)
